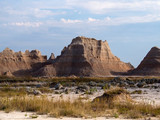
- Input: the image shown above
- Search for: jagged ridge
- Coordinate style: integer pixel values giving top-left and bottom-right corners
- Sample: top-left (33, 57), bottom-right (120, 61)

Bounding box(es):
top-left (0, 48), bottom-right (47, 76)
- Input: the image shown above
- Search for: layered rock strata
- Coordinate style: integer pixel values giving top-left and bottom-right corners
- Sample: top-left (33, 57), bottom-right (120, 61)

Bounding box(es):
top-left (38, 36), bottom-right (133, 77)
top-left (0, 48), bottom-right (47, 76)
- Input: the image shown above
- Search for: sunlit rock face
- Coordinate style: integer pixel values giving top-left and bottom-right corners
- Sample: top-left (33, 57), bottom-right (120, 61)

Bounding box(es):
top-left (39, 36), bottom-right (133, 77)
top-left (0, 48), bottom-right (47, 76)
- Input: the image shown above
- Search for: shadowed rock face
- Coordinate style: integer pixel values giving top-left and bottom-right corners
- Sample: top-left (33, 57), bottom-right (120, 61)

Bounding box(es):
top-left (33, 64), bottom-right (56, 77)
top-left (0, 48), bottom-right (47, 76)
top-left (39, 36), bottom-right (133, 77)
top-left (131, 47), bottom-right (160, 76)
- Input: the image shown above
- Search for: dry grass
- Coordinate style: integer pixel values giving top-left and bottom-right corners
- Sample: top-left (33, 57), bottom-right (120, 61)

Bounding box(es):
top-left (0, 86), bottom-right (54, 97)
top-left (0, 87), bottom-right (160, 118)
top-left (115, 102), bottom-right (160, 118)
top-left (0, 87), bottom-right (27, 97)
top-left (0, 95), bottom-right (160, 118)
top-left (0, 96), bottom-right (109, 118)
top-left (94, 87), bottom-right (130, 104)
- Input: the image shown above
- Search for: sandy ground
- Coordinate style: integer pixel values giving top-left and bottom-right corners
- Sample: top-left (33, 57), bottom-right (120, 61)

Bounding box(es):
top-left (47, 90), bottom-right (104, 102)
top-left (1, 111), bottom-right (159, 120)
top-left (49, 88), bottom-right (160, 105)
top-left (128, 87), bottom-right (160, 105)
top-left (0, 111), bottom-right (122, 120)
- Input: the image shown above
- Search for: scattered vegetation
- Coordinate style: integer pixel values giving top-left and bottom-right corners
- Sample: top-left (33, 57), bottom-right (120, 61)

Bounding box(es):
top-left (30, 114), bottom-right (38, 119)
top-left (104, 87), bottom-right (129, 96)
top-left (0, 75), bottom-right (160, 83)
top-left (0, 87), bottom-right (27, 97)
top-left (0, 86), bottom-right (53, 97)
top-left (0, 76), bottom-right (160, 118)
top-left (0, 88), bottom-right (159, 118)
top-left (103, 83), bottom-right (110, 90)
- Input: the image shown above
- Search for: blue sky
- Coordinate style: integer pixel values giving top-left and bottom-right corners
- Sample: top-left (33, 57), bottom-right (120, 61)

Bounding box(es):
top-left (0, 0), bottom-right (160, 67)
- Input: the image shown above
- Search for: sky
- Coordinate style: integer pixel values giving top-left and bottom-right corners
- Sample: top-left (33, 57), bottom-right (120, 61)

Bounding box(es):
top-left (0, 0), bottom-right (160, 67)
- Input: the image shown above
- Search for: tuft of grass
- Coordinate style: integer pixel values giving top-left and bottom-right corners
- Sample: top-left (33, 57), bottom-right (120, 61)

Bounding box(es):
top-left (113, 113), bottom-right (119, 118)
top-left (114, 101), bottom-right (157, 118)
top-left (30, 114), bottom-right (38, 119)
top-left (105, 87), bottom-right (128, 95)
top-left (94, 87), bottom-right (130, 105)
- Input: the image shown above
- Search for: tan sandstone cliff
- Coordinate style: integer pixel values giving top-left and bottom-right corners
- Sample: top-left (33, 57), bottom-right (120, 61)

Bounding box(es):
top-left (37, 36), bottom-right (133, 77)
top-left (0, 48), bottom-right (47, 76)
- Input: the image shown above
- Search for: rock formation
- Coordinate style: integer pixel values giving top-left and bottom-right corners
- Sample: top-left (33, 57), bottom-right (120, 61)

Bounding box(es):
top-left (0, 48), bottom-right (47, 76)
top-left (131, 46), bottom-right (160, 76)
top-left (33, 64), bottom-right (56, 77)
top-left (49, 53), bottom-right (55, 61)
top-left (38, 36), bottom-right (133, 77)
top-left (3, 71), bottom-right (13, 77)
top-left (0, 37), bottom-right (135, 77)
top-left (48, 53), bottom-right (55, 63)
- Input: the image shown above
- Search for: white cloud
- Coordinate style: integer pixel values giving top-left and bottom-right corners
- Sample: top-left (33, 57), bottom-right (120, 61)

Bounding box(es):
top-left (90, 14), bottom-right (160, 26)
top-left (1, 0), bottom-right (160, 28)
top-left (111, 14), bottom-right (160, 25)
top-left (60, 14), bottom-right (160, 26)
top-left (33, 8), bottom-right (55, 18)
top-left (3, 14), bottom-right (160, 28)
top-left (33, 8), bottom-right (66, 18)
top-left (5, 7), bottom-right (65, 18)
top-left (105, 17), bottom-right (111, 21)
top-left (61, 18), bottom-right (82, 23)
top-left (88, 18), bottom-right (99, 22)
top-left (8, 22), bottom-right (43, 27)
top-left (66, 0), bottom-right (160, 14)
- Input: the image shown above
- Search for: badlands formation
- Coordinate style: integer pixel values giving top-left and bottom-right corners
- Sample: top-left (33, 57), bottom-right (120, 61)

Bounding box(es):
top-left (0, 36), bottom-right (160, 77)
top-left (131, 46), bottom-right (160, 76)
top-left (37, 36), bottom-right (133, 77)
top-left (1, 37), bottom-right (160, 120)
top-left (0, 48), bottom-right (47, 76)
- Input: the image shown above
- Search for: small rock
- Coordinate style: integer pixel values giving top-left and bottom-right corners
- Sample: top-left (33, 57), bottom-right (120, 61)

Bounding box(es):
top-left (64, 88), bottom-right (70, 94)
top-left (33, 90), bottom-right (41, 95)
top-left (49, 82), bottom-right (56, 88)
top-left (137, 82), bottom-right (146, 88)
top-left (75, 90), bottom-right (80, 94)
top-left (118, 81), bottom-right (128, 87)
top-left (127, 81), bottom-right (135, 86)
top-left (88, 81), bottom-right (97, 86)
top-left (54, 83), bottom-right (63, 90)
top-left (153, 86), bottom-right (158, 89)
top-left (36, 84), bottom-right (42, 88)
top-left (77, 85), bottom-right (90, 92)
